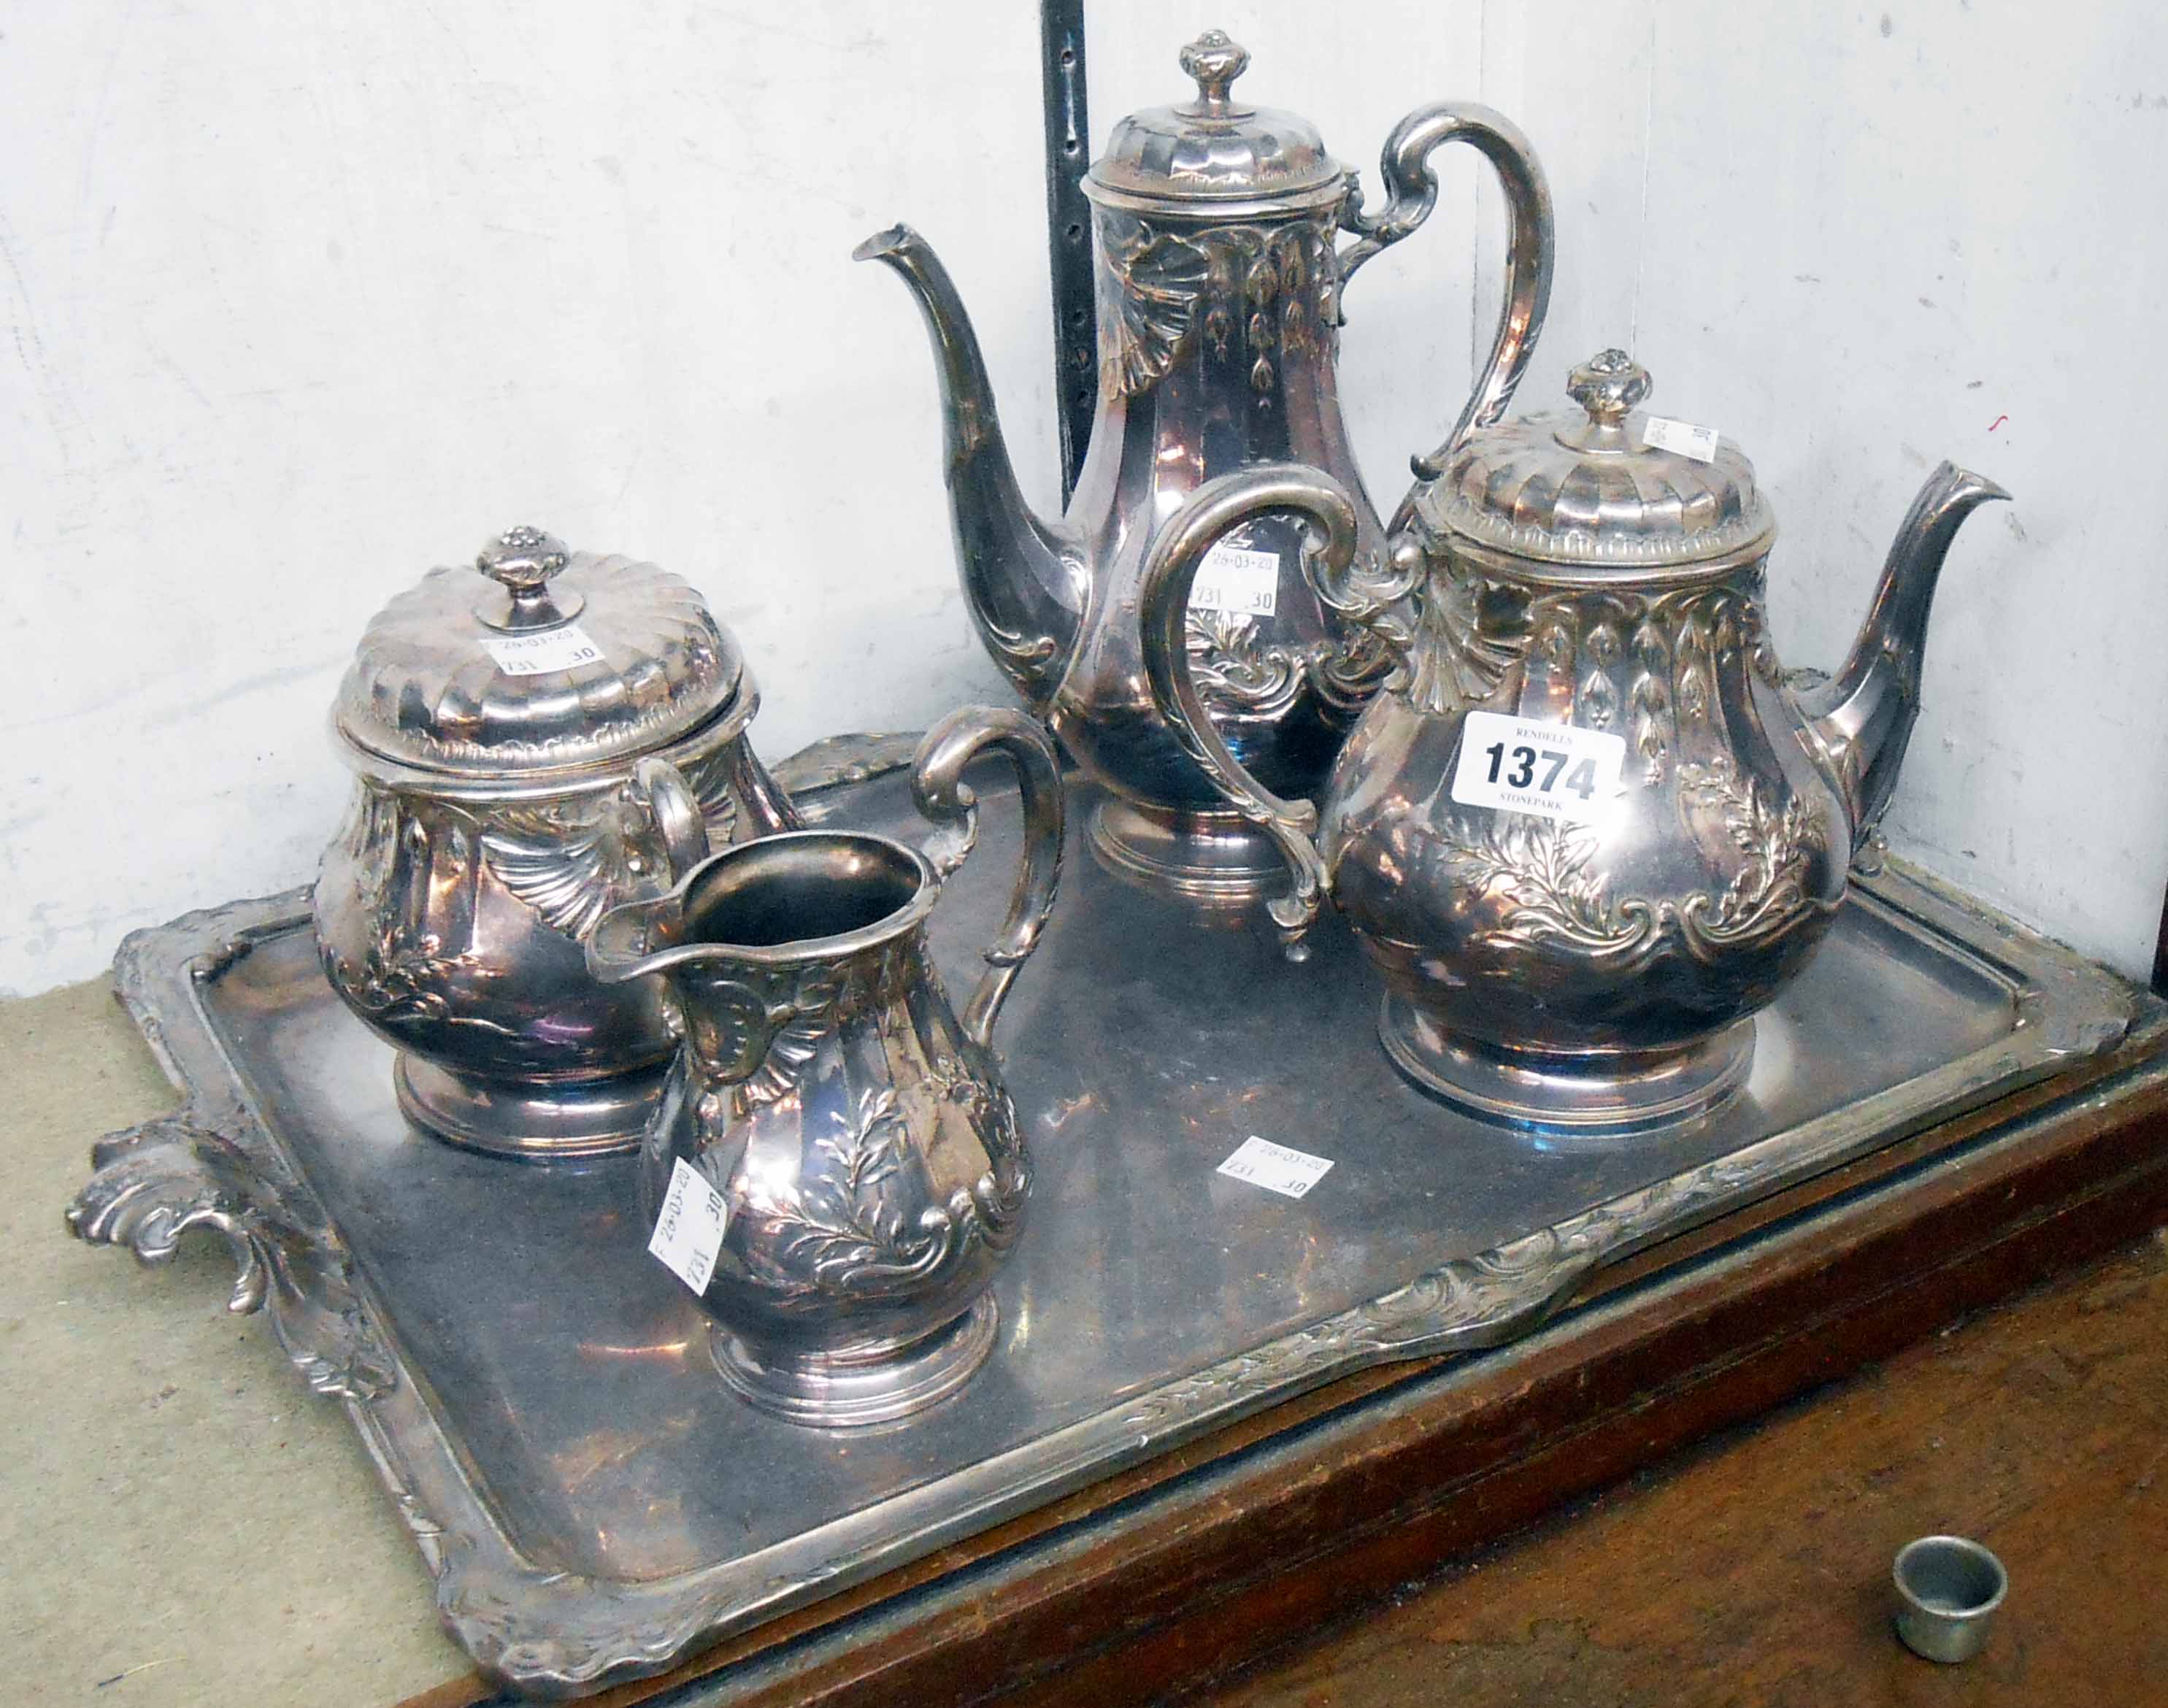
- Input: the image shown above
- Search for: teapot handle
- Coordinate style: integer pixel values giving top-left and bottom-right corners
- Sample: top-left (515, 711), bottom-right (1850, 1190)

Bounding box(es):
top-left (1137, 466), bottom-right (1375, 961)
top-left (910, 707), bottom-right (1066, 1050)
top-left (1337, 101), bottom-right (1553, 484)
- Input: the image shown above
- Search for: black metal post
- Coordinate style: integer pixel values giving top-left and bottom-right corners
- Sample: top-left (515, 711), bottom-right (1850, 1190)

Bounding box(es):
top-left (1040, 0), bottom-right (1095, 502)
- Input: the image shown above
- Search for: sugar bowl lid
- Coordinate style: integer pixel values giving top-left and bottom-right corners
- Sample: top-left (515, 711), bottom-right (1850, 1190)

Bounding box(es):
top-left (1083, 29), bottom-right (1348, 215)
top-left (332, 526), bottom-right (747, 780)
top-left (1412, 350), bottom-right (1777, 574)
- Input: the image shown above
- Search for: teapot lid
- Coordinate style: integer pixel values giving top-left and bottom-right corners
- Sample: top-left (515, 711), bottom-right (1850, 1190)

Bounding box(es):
top-left (1411, 350), bottom-right (1777, 574)
top-left (332, 526), bottom-right (749, 781)
top-left (1083, 30), bottom-right (1349, 215)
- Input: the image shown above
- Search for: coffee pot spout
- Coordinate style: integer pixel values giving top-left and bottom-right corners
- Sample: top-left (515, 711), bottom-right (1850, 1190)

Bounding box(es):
top-left (1795, 462), bottom-right (2010, 850)
top-left (855, 225), bottom-right (1081, 710)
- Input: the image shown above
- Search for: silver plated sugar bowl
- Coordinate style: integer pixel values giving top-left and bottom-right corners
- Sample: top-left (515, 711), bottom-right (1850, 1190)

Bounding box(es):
top-left (1141, 351), bottom-right (2008, 1134)
top-left (858, 28), bottom-right (1552, 911)
top-left (314, 525), bottom-right (802, 1160)
top-left (587, 707), bottom-right (1064, 1427)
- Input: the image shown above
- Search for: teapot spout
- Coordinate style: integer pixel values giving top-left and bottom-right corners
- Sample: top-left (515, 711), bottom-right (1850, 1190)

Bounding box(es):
top-left (1796, 462), bottom-right (2010, 850)
top-left (855, 224), bottom-right (1080, 710)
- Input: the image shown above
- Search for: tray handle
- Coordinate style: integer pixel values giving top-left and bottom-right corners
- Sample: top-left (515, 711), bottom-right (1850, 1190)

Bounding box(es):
top-left (66, 1117), bottom-right (396, 1402)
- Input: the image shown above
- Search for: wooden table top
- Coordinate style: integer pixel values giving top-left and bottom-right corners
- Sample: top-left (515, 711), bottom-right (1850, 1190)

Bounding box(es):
top-left (1199, 1231), bottom-right (2168, 1707)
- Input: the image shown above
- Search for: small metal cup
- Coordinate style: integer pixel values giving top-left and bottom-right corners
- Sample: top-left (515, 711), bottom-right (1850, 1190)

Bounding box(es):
top-left (1892, 1535), bottom-right (2007, 1663)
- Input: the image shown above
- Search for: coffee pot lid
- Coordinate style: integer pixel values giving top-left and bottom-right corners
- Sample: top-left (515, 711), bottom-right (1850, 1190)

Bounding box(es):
top-left (332, 526), bottom-right (748, 780)
top-left (1084, 30), bottom-right (1349, 215)
top-left (1412, 350), bottom-right (1777, 573)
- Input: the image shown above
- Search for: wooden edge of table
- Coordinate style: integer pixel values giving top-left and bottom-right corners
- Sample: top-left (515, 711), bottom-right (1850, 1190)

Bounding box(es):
top-left (403, 1033), bottom-right (2168, 1708)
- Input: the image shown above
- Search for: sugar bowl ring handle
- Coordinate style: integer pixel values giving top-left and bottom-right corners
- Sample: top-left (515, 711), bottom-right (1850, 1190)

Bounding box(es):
top-left (1138, 465), bottom-right (1371, 961)
top-left (630, 758), bottom-right (714, 885)
top-left (910, 707), bottom-right (1066, 1049)
top-left (1337, 102), bottom-right (1554, 482)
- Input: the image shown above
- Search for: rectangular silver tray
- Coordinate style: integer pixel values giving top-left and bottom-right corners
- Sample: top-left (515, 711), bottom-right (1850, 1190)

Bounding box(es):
top-left (67, 736), bottom-right (2137, 1699)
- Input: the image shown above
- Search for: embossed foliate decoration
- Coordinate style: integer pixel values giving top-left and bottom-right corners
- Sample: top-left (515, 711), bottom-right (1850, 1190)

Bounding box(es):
top-left (1183, 607), bottom-right (1304, 718)
top-left (977, 607), bottom-right (1064, 691)
top-left (1101, 223), bottom-right (1215, 396)
top-left (481, 799), bottom-right (650, 941)
top-left (66, 1118), bottom-right (396, 1402)
top-left (1442, 815), bottom-right (1662, 964)
top-left (480, 747), bottom-right (747, 939)
top-left (1439, 755), bottom-right (1837, 972)
top-left (1182, 607), bottom-right (1398, 722)
top-left (1388, 572), bottom-right (1790, 740)
top-left (1676, 755), bottom-right (1839, 955)
top-left (323, 791), bottom-right (518, 1041)
top-left (745, 1080), bottom-right (1028, 1301)
top-left (1398, 558), bottom-right (1526, 715)
top-left (1099, 212), bottom-right (1337, 400)
top-left (332, 923), bottom-right (512, 1037)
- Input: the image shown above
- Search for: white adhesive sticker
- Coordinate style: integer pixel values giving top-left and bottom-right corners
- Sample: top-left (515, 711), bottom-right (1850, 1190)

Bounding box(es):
top-left (479, 623), bottom-right (605, 677)
top-left (1188, 543), bottom-right (1280, 619)
top-left (1641, 415), bottom-right (1721, 463)
top-left (1216, 1135), bottom-right (1335, 1200)
top-left (647, 1156), bottom-right (729, 1295)
top-left (1450, 710), bottom-right (1626, 823)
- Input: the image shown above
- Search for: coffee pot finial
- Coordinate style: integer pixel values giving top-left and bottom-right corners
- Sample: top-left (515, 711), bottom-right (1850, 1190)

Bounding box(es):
top-left (1179, 29), bottom-right (1250, 112)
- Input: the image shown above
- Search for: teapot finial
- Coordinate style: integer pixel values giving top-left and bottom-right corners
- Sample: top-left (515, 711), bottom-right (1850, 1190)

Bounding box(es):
top-left (1180, 29), bottom-right (1250, 112)
top-left (1567, 350), bottom-right (1652, 426)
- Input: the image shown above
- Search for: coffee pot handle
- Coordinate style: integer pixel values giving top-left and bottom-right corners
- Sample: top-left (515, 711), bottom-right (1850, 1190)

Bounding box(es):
top-left (1337, 101), bottom-right (1553, 482)
top-left (1138, 466), bottom-right (1375, 961)
top-left (910, 707), bottom-right (1066, 1050)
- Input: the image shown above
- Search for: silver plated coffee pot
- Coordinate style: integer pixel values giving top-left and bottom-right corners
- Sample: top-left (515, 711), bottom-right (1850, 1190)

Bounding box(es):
top-left (1141, 351), bottom-right (2008, 1134)
top-left (315, 526), bottom-right (801, 1160)
top-left (587, 708), bottom-right (1064, 1427)
top-left (858, 28), bottom-right (1552, 909)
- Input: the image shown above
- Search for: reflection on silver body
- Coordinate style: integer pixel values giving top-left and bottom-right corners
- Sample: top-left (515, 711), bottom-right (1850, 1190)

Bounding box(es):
top-left (587, 709), bottom-right (1064, 1426)
top-left (314, 527), bottom-right (802, 1159)
top-left (860, 29), bottom-right (1552, 907)
top-left (1144, 353), bottom-right (2010, 1132)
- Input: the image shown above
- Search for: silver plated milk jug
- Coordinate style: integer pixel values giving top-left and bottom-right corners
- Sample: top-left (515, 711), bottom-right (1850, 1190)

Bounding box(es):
top-left (315, 526), bottom-right (801, 1160)
top-left (858, 28), bottom-right (1552, 910)
top-left (586, 707), bottom-right (1064, 1427)
top-left (1141, 352), bottom-right (2008, 1134)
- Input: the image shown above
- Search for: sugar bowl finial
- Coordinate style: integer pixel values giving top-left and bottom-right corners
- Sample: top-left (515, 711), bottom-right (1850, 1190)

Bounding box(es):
top-left (477, 524), bottom-right (571, 593)
top-left (475, 525), bottom-right (581, 629)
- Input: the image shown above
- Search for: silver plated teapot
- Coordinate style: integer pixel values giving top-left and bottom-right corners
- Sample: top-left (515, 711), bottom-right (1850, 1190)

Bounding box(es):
top-left (315, 526), bottom-right (801, 1160)
top-left (858, 28), bottom-right (1551, 909)
top-left (1141, 352), bottom-right (2008, 1134)
top-left (586, 708), bottom-right (1064, 1427)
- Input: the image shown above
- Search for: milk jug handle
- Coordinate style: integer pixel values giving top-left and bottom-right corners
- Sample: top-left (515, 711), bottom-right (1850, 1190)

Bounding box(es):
top-left (1137, 466), bottom-right (1369, 961)
top-left (1337, 101), bottom-right (1553, 483)
top-left (910, 707), bottom-right (1066, 1050)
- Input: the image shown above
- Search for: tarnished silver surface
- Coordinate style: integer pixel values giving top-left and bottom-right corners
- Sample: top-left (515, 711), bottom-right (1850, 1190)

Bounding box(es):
top-left (1142, 355), bottom-right (2011, 1132)
top-left (588, 710), bottom-right (1065, 1426)
top-left (315, 527), bottom-right (806, 1160)
top-left (65, 736), bottom-right (2137, 1698)
top-left (858, 28), bottom-right (1553, 906)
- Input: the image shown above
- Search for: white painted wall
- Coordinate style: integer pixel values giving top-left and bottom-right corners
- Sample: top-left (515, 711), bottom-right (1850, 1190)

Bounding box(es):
top-left (4, 0), bottom-right (2164, 994)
